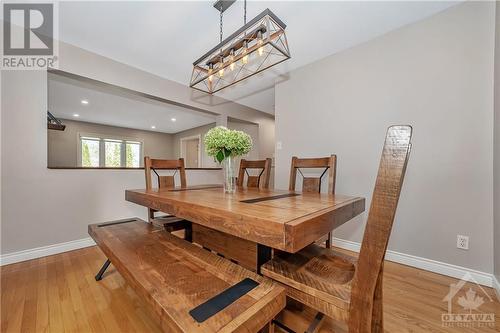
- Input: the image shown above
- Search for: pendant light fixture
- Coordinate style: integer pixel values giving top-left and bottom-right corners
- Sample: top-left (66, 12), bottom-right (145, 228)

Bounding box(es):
top-left (190, 0), bottom-right (291, 94)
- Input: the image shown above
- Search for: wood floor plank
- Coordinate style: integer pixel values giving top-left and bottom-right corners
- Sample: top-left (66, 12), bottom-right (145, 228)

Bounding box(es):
top-left (35, 258), bottom-right (49, 333)
top-left (73, 252), bottom-right (110, 333)
top-left (77, 250), bottom-right (124, 333)
top-left (46, 260), bottom-right (64, 332)
top-left (1, 265), bottom-right (16, 332)
top-left (1, 246), bottom-right (499, 333)
top-left (4, 260), bottom-right (28, 332)
top-left (19, 261), bottom-right (38, 333)
top-left (56, 257), bottom-right (81, 332)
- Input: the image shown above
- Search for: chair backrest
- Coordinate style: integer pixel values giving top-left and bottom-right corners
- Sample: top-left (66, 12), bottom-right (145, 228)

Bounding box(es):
top-left (144, 156), bottom-right (187, 190)
top-left (348, 125), bottom-right (412, 331)
top-left (289, 155), bottom-right (337, 194)
top-left (237, 158), bottom-right (272, 189)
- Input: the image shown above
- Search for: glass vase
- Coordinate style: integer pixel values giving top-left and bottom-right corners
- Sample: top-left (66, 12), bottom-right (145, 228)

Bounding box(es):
top-left (222, 156), bottom-right (237, 193)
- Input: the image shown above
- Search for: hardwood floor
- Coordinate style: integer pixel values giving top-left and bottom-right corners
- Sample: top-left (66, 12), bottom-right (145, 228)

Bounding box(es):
top-left (1, 246), bottom-right (499, 333)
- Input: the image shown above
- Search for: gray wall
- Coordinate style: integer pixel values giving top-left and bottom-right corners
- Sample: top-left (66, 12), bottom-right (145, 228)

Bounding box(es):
top-left (172, 121), bottom-right (264, 169)
top-left (227, 120), bottom-right (260, 160)
top-left (1, 40), bottom-right (273, 254)
top-left (48, 119), bottom-right (174, 167)
top-left (275, 2), bottom-right (495, 273)
top-left (494, 1), bottom-right (500, 285)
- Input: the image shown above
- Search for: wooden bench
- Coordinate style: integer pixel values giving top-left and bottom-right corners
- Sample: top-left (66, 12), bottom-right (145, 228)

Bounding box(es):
top-left (89, 218), bottom-right (285, 333)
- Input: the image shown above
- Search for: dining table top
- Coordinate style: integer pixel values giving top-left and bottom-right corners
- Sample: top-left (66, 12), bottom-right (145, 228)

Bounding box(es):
top-left (126, 185), bottom-right (365, 253)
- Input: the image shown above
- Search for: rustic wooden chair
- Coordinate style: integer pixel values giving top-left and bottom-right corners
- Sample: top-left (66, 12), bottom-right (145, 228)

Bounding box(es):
top-left (144, 156), bottom-right (191, 236)
top-left (237, 158), bottom-right (272, 189)
top-left (289, 154), bottom-right (337, 248)
top-left (262, 125), bottom-right (412, 333)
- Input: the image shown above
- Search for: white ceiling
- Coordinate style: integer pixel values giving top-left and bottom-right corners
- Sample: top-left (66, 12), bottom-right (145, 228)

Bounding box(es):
top-left (48, 73), bottom-right (216, 133)
top-left (58, 1), bottom-right (460, 114)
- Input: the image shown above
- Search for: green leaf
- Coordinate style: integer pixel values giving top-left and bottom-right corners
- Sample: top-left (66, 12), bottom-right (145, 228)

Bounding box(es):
top-left (223, 148), bottom-right (231, 158)
top-left (216, 150), bottom-right (225, 163)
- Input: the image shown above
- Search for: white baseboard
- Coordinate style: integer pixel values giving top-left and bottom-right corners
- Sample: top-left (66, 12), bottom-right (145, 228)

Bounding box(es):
top-left (493, 275), bottom-right (500, 301)
top-left (0, 238), bottom-right (96, 266)
top-left (333, 237), bottom-right (494, 288)
top-left (0, 236), bottom-right (495, 289)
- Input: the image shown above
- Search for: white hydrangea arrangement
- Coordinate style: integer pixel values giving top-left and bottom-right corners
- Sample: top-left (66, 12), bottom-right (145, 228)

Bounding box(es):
top-left (204, 126), bottom-right (253, 163)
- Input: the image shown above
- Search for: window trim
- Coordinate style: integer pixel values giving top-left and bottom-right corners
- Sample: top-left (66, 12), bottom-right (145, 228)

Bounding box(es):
top-left (77, 132), bottom-right (144, 168)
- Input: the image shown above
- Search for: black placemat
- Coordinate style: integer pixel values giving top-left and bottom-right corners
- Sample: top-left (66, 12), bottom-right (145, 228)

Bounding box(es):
top-left (240, 193), bottom-right (300, 203)
top-left (189, 278), bottom-right (259, 323)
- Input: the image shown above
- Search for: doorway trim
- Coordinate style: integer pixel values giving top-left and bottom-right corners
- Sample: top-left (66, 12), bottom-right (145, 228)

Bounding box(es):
top-left (180, 134), bottom-right (202, 168)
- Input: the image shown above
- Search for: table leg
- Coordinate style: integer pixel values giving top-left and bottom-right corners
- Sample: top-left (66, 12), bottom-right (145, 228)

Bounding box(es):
top-left (257, 244), bottom-right (272, 275)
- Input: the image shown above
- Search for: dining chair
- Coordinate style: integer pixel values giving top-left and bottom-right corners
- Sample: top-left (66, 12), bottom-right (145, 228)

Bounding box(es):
top-left (289, 154), bottom-right (337, 248)
top-left (144, 156), bottom-right (191, 238)
top-left (262, 125), bottom-right (412, 333)
top-left (237, 158), bottom-right (272, 189)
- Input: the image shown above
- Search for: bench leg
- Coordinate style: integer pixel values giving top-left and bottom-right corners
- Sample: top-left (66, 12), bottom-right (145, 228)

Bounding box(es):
top-left (184, 222), bottom-right (193, 242)
top-left (95, 259), bottom-right (111, 281)
top-left (325, 231), bottom-right (332, 248)
top-left (257, 244), bottom-right (272, 275)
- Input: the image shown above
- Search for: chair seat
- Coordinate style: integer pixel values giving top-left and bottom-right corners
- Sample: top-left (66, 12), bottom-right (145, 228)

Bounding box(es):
top-left (261, 244), bottom-right (357, 312)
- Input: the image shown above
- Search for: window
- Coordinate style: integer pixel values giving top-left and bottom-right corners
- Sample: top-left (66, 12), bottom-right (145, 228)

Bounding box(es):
top-left (81, 137), bottom-right (100, 167)
top-left (126, 141), bottom-right (141, 167)
top-left (79, 134), bottom-right (143, 168)
top-left (105, 139), bottom-right (122, 167)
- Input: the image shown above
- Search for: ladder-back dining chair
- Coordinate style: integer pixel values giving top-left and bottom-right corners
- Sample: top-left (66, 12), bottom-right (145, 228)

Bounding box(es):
top-left (289, 154), bottom-right (337, 248)
top-left (262, 125), bottom-right (412, 333)
top-left (144, 156), bottom-right (191, 237)
top-left (237, 158), bottom-right (272, 189)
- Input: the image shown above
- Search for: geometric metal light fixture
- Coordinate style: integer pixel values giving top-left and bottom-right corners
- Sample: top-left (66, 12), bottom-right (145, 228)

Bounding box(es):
top-left (190, 1), bottom-right (290, 94)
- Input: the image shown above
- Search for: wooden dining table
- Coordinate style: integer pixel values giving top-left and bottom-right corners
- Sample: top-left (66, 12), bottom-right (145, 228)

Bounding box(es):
top-left (126, 185), bottom-right (365, 273)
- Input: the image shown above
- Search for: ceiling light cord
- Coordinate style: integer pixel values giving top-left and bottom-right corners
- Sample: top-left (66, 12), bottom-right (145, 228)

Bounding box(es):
top-left (219, 3), bottom-right (223, 43)
top-left (244, 0), bottom-right (247, 25)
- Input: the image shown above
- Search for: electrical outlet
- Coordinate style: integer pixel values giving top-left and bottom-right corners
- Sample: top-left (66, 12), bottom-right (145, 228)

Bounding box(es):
top-left (457, 235), bottom-right (469, 250)
top-left (276, 141), bottom-right (282, 150)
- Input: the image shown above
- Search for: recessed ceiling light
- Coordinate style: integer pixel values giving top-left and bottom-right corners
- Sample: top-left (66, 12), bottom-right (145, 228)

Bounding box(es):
top-left (151, 125), bottom-right (156, 129)
top-left (73, 114), bottom-right (80, 117)
top-left (171, 118), bottom-right (176, 122)
top-left (81, 100), bottom-right (89, 105)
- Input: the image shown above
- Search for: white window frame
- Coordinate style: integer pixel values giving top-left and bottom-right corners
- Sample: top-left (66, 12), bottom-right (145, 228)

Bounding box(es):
top-left (77, 132), bottom-right (144, 168)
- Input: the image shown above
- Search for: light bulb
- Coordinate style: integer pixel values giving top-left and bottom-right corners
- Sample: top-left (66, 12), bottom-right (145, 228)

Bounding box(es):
top-left (229, 49), bottom-right (235, 71)
top-left (241, 41), bottom-right (249, 65)
top-left (218, 68), bottom-right (224, 77)
top-left (257, 31), bottom-right (264, 56)
top-left (208, 63), bottom-right (214, 82)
